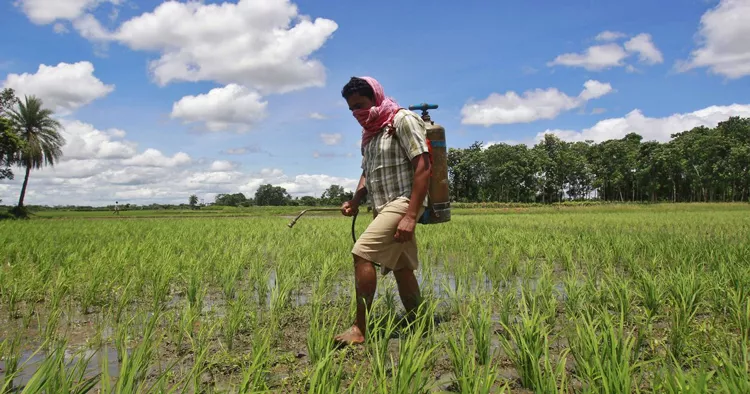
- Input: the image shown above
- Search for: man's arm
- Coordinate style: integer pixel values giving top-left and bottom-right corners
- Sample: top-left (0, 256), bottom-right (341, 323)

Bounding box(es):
top-left (352, 171), bottom-right (367, 207)
top-left (405, 153), bottom-right (430, 220)
top-left (342, 171), bottom-right (367, 216)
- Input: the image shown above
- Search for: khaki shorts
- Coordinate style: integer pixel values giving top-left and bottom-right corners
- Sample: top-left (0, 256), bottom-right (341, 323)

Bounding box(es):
top-left (351, 197), bottom-right (425, 275)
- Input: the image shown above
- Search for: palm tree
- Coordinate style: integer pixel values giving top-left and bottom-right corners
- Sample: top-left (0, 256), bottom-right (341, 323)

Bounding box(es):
top-left (8, 95), bottom-right (65, 209)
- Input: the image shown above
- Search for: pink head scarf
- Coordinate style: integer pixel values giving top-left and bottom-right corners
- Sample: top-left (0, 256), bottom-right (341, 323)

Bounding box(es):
top-left (353, 76), bottom-right (401, 155)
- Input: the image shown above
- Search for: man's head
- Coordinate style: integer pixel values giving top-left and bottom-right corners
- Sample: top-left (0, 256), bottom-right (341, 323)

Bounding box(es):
top-left (341, 77), bottom-right (376, 112)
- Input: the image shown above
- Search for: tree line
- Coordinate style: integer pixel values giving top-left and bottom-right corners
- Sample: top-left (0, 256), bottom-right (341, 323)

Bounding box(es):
top-left (448, 116), bottom-right (750, 204)
top-left (207, 184), bottom-right (354, 207)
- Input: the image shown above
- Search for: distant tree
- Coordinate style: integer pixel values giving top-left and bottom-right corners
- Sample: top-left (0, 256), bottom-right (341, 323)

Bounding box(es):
top-left (7, 95), bottom-right (65, 210)
top-left (214, 192), bottom-right (247, 206)
top-left (0, 88), bottom-right (19, 116)
top-left (254, 184), bottom-right (291, 206)
top-left (299, 196), bottom-right (318, 206)
top-left (189, 194), bottom-right (199, 209)
top-left (320, 184), bottom-right (351, 206)
top-left (0, 89), bottom-right (22, 182)
top-left (1, 116), bottom-right (23, 181)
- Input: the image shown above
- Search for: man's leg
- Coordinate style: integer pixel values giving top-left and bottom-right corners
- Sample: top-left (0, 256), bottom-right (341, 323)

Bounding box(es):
top-left (335, 254), bottom-right (377, 344)
top-left (393, 267), bottom-right (422, 321)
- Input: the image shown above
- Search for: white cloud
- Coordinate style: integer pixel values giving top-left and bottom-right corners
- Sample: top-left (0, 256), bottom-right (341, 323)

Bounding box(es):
top-left (170, 84), bottom-right (268, 132)
top-left (678, 0), bottom-right (750, 79)
top-left (320, 133), bottom-right (342, 145)
top-left (209, 160), bottom-right (235, 172)
top-left (548, 31), bottom-right (663, 71)
top-left (58, 119), bottom-right (136, 160)
top-left (108, 0), bottom-right (338, 94)
top-left (239, 172), bottom-right (356, 197)
top-left (72, 13), bottom-right (112, 41)
top-left (595, 31), bottom-right (626, 41)
top-left (309, 112), bottom-right (327, 120)
top-left (2, 61), bottom-right (114, 113)
top-left (536, 103), bottom-right (750, 143)
top-left (121, 149), bottom-right (191, 168)
top-left (221, 145), bottom-right (268, 155)
top-left (15, 0), bottom-right (120, 25)
top-left (624, 33), bottom-right (663, 65)
top-left (548, 43), bottom-right (629, 71)
top-left (460, 80), bottom-right (614, 126)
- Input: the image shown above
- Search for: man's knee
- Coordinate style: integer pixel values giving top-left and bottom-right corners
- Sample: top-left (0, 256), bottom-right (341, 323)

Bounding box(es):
top-left (393, 267), bottom-right (416, 280)
top-left (352, 253), bottom-right (374, 267)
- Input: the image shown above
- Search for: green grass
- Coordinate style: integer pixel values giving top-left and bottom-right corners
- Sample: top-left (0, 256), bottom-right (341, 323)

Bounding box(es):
top-left (0, 203), bottom-right (749, 392)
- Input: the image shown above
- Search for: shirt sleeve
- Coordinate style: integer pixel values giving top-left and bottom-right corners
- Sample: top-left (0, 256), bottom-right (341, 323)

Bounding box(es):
top-left (394, 111), bottom-right (429, 161)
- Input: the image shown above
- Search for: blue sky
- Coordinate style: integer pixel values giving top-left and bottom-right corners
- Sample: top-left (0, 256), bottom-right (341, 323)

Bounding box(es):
top-left (1, 0), bottom-right (749, 206)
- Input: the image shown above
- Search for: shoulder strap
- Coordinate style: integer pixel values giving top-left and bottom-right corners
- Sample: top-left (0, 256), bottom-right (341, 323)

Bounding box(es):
top-left (390, 109), bottom-right (434, 215)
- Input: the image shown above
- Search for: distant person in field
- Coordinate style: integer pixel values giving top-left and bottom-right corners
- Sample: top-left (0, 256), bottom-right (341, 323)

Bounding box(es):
top-left (337, 76), bottom-right (431, 345)
top-left (113, 201), bottom-right (119, 215)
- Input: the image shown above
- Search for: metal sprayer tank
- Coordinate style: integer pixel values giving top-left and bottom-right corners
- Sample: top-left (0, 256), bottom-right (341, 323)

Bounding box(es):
top-left (409, 103), bottom-right (451, 224)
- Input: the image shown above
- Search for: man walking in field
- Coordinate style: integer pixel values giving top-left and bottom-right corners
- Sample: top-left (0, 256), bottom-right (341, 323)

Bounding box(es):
top-left (336, 76), bottom-right (431, 345)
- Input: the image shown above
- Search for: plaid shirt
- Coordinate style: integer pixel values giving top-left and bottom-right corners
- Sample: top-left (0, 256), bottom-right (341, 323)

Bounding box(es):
top-left (361, 109), bottom-right (430, 213)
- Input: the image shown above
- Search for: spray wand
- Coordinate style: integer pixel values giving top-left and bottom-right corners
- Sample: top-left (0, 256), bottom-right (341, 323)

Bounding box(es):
top-left (287, 208), bottom-right (359, 244)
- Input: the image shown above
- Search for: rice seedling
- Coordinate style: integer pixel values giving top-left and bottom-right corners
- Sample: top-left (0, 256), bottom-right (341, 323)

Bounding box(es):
top-left (667, 267), bottom-right (707, 362)
top-left (567, 309), bottom-right (647, 393)
top-left (383, 300), bottom-right (440, 394)
top-left (307, 301), bottom-right (340, 366)
top-left (653, 359), bottom-right (714, 394)
top-left (634, 267), bottom-right (663, 324)
top-left (466, 293), bottom-right (493, 365)
top-left (446, 316), bottom-right (504, 393)
top-left (237, 326), bottom-right (272, 393)
top-left (223, 292), bottom-right (248, 351)
top-left (497, 288), bottom-right (553, 391)
top-left (365, 298), bottom-right (399, 384)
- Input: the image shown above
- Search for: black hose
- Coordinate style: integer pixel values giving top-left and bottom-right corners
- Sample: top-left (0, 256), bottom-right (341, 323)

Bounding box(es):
top-left (351, 211), bottom-right (357, 243)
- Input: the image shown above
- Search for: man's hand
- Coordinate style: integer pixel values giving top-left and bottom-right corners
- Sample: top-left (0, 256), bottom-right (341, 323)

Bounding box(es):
top-left (394, 214), bottom-right (417, 243)
top-left (341, 200), bottom-right (359, 217)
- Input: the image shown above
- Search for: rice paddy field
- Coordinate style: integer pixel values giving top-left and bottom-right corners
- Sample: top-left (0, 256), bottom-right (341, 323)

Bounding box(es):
top-left (1, 203), bottom-right (749, 393)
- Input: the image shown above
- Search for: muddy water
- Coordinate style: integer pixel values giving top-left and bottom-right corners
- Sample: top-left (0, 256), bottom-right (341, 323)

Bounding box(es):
top-left (1, 346), bottom-right (122, 388)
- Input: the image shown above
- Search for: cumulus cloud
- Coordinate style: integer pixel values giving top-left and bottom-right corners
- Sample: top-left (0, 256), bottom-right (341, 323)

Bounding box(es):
top-left (461, 80), bottom-right (614, 126)
top-left (2, 61), bottom-right (114, 113)
top-left (15, 0), bottom-right (120, 25)
top-left (624, 33), bottom-right (664, 65)
top-left (548, 43), bottom-right (630, 71)
top-left (677, 0), bottom-right (750, 79)
top-left (536, 104), bottom-right (750, 143)
top-left (221, 145), bottom-right (270, 156)
top-left (171, 84), bottom-right (268, 132)
top-left (595, 31), bottom-right (626, 41)
top-left (209, 160), bottom-right (236, 172)
top-left (320, 133), bottom-right (342, 145)
top-left (309, 112), bottom-right (327, 120)
top-left (105, 0), bottom-right (338, 94)
top-left (239, 172), bottom-right (357, 197)
top-left (548, 31), bottom-right (663, 71)
top-left (122, 149), bottom-right (191, 168)
top-left (58, 119), bottom-right (136, 160)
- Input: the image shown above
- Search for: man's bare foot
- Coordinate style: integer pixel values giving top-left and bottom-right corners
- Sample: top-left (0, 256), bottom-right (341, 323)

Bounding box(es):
top-left (334, 325), bottom-right (365, 345)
